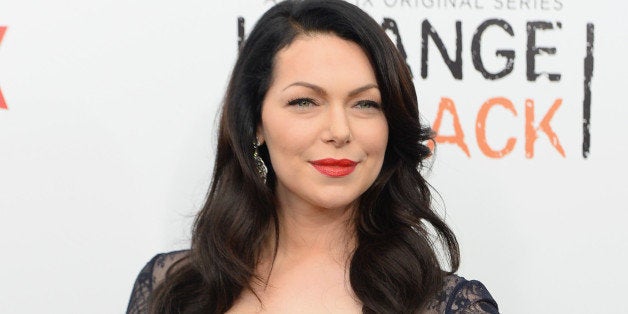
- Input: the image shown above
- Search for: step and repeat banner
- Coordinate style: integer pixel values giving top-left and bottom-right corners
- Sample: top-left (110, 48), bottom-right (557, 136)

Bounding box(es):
top-left (0, 1), bottom-right (626, 313)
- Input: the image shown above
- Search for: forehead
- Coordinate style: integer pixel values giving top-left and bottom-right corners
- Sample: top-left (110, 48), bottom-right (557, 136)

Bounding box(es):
top-left (271, 33), bottom-right (377, 86)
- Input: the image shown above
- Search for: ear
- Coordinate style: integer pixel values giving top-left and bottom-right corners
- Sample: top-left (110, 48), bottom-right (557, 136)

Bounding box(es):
top-left (256, 124), bottom-right (265, 145)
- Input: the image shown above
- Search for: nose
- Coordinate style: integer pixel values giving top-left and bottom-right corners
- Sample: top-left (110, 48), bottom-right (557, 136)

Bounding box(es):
top-left (322, 105), bottom-right (352, 147)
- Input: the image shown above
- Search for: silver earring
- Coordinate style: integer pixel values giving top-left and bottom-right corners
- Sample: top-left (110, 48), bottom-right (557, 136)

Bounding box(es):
top-left (253, 140), bottom-right (268, 184)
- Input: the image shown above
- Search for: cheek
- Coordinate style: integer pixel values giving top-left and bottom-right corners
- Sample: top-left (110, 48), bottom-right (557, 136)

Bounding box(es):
top-left (261, 114), bottom-right (311, 165)
top-left (360, 119), bottom-right (389, 157)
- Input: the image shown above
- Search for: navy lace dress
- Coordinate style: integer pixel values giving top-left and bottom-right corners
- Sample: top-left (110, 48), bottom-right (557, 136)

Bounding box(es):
top-left (127, 251), bottom-right (499, 314)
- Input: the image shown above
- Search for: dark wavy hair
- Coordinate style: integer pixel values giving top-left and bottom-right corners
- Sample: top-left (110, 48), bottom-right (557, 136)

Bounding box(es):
top-left (150, 0), bottom-right (459, 312)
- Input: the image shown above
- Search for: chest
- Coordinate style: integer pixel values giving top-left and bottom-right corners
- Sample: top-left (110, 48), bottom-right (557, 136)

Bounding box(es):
top-left (226, 262), bottom-right (362, 313)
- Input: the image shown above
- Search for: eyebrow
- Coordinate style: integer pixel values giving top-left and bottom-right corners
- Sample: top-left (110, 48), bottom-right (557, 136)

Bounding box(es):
top-left (282, 81), bottom-right (379, 97)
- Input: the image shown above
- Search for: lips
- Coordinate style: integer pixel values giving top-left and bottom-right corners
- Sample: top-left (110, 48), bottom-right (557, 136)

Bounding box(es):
top-left (310, 158), bottom-right (358, 177)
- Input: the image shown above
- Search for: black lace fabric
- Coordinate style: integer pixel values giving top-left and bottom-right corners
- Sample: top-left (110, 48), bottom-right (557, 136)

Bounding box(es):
top-left (126, 251), bottom-right (499, 314)
top-left (423, 273), bottom-right (499, 313)
top-left (126, 250), bottom-right (189, 314)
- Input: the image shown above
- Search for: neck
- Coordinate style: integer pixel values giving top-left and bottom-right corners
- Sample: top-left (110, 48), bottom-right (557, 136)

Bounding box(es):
top-left (258, 194), bottom-right (358, 266)
top-left (250, 199), bottom-right (357, 295)
top-left (279, 204), bottom-right (355, 259)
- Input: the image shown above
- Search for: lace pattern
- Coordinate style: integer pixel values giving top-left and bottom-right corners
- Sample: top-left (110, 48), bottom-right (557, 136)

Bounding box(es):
top-left (126, 250), bottom-right (499, 313)
top-left (126, 251), bottom-right (189, 314)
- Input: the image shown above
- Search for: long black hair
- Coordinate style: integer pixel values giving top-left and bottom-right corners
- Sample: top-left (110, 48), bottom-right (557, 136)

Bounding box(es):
top-left (150, 1), bottom-right (459, 312)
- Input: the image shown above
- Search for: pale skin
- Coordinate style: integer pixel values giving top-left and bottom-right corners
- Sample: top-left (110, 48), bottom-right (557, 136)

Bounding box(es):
top-left (226, 33), bottom-right (389, 313)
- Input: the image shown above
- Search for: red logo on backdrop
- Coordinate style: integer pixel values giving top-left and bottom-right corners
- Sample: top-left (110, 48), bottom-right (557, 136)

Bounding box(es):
top-left (0, 26), bottom-right (7, 110)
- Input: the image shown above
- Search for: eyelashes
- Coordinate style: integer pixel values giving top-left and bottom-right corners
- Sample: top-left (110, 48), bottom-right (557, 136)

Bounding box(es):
top-left (286, 97), bottom-right (382, 110)
top-left (354, 100), bottom-right (381, 109)
top-left (288, 97), bottom-right (316, 108)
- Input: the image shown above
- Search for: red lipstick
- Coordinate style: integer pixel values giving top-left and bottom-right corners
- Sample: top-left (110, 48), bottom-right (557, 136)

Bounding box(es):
top-left (310, 158), bottom-right (357, 177)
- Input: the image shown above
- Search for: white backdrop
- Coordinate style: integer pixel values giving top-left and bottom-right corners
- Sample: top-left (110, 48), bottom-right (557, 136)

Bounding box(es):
top-left (0, 1), bottom-right (626, 313)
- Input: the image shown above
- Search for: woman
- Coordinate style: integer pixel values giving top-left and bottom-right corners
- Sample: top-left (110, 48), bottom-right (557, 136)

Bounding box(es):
top-left (127, 0), bottom-right (499, 313)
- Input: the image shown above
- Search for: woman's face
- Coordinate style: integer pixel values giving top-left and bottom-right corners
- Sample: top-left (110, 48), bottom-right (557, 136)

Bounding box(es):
top-left (258, 33), bottom-right (388, 212)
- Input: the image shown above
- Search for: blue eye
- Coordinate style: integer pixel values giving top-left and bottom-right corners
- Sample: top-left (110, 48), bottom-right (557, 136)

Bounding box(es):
top-left (355, 100), bottom-right (381, 109)
top-left (288, 98), bottom-right (316, 107)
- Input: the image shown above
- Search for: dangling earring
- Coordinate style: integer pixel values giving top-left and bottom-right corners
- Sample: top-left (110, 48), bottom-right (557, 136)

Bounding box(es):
top-left (253, 140), bottom-right (268, 184)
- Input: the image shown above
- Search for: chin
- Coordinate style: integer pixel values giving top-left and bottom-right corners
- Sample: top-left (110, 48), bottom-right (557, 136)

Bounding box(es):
top-left (309, 191), bottom-right (361, 212)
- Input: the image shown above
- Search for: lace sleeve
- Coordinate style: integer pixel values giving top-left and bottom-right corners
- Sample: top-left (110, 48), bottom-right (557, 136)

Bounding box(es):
top-left (126, 254), bottom-right (160, 314)
top-left (446, 278), bottom-right (499, 314)
top-left (126, 251), bottom-right (190, 314)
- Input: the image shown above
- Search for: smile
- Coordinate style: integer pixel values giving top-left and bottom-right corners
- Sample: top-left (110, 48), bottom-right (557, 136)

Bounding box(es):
top-left (309, 158), bottom-right (358, 177)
